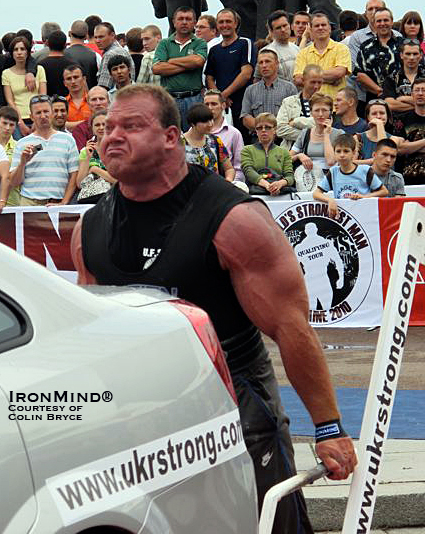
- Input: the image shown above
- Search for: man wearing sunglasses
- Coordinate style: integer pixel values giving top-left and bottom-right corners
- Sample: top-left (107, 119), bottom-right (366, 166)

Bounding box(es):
top-left (383, 39), bottom-right (425, 113)
top-left (9, 95), bottom-right (79, 206)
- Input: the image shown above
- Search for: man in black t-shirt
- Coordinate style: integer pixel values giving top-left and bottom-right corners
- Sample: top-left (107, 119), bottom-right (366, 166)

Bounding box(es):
top-left (205, 8), bottom-right (255, 141)
top-left (38, 30), bottom-right (74, 96)
top-left (71, 84), bottom-right (357, 534)
top-left (64, 20), bottom-right (99, 89)
top-left (383, 40), bottom-right (425, 114)
top-left (393, 78), bottom-right (425, 184)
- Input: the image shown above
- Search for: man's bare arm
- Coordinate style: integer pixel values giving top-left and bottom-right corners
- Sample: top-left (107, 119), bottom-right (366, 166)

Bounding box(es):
top-left (152, 62), bottom-right (186, 76)
top-left (214, 201), bottom-right (356, 478)
top-left (322, 66), bottom-right (348, 83)
top-left (168, 55), bottom-right (205, 69)
top-left (222, 65), bottom-right (253, 99)
top-left (71, 217), bottom-right (98, 284)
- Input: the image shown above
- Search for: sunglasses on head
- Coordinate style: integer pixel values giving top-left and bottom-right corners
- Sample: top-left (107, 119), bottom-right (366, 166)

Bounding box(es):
top-left (30, 95), bottom-right (51, 105)
top-left (403, 38), bottom-right (420, 46)
top-left (368, 99), bottom-right (387, 106)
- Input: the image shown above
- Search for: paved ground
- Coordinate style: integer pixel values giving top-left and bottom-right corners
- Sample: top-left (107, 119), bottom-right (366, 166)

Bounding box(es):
top-left (264, 326), bottom-right (425, 531)
top-left (266, 326), bottom-right (424, 391)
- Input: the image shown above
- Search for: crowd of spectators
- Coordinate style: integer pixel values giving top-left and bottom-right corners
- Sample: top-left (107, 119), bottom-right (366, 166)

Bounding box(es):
top-left (2, 2), bottom-right (425, 214)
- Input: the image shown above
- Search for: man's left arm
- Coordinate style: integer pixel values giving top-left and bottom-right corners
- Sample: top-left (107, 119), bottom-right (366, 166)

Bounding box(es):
top-left (167, 39), bottom-right (207, 70)
top-left (240, 88), bottom-right (256, 131)
top-left (60, 171), bottom-right (77, 204)
top-left (60, 141), bottom-right (80, 204)
top-left (214, 201), bottom-right (357, 479)
top-left (322, 44), bottom-right (351, 84)
top-left (97, 54), bottom-right (112, 89)
top-left (222, 65), bottom-right (253, 100)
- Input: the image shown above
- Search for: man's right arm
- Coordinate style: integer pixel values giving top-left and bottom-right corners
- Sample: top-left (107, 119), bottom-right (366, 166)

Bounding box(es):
top-left (71, 217), bottom-right (98, 284)
top-left (214, 201), bottom-right (356, 479)
top-left (9, 143), bottom-right (35, 187)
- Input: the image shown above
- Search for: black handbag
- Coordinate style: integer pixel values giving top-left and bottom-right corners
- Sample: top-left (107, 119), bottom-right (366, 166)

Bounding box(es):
top-left (248, 168), bottom-right (296, 196)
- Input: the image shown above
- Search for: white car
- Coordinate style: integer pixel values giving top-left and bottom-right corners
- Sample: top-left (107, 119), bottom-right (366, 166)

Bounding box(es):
top-left (0, 243), bottom-right (258, 533)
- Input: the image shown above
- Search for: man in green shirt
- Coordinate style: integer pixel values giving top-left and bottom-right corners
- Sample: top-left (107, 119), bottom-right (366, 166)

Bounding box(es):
top-left (152, 6), bottom-right (207, 131)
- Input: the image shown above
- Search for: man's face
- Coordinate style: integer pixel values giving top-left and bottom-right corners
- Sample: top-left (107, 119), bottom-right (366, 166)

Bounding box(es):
top-left (110, 63), bottom-right (131, 87)
top-left (0, 117), bottom-right (16, 139)
top-left (217, 12), bottom-right (238, 39)
top-left (88, 88), bottom-right (109, 112)
top-left (141, 30), bottom-right (160, 52)
top-left (30, 102), bottom-right (52, 130)
top-left (335, 92), bottom-right (350, 115)
top-left (375, 10), bottom-right (393, 39)
top-left (373, 146), bottom-right (397, 173)
top-left (204, 94), bottom-right (225, 120)
top-left (173, 11), bottom-right (196, 37)
top-left (412, 83), bottom-right (425, 105)
top-left (258, 53), bottom-right (279, 79)
top-left (303, 72), bottom-right (323, 95)
top-left (52, 102), bottom-right (68, 129)
top-left (365, 0), bottom-right (385, 25)
top-left (311, 16), bottom-right (331, 41)
top-left (94, 25), bottom-right (115, 50)
top-left (401, 45), bottom-right (422, 70)
top-left (195, 18), bottom-right (216, 42)
top-left (101, 94), bottom-right (171, 182)
top-left (63, 68), bottom-right (85, 93)
top-left (292, 15), bottom-right (310, 39)
top-left (270, 16), bottom-right (291, 44)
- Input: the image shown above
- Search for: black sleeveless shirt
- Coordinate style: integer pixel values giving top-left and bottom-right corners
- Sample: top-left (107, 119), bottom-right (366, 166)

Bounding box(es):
top-left (82, 166), bottom-right (267, 368)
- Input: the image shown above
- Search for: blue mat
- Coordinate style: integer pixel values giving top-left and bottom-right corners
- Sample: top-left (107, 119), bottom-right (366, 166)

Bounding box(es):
top-left (279, 387), bottom-right (425, 439)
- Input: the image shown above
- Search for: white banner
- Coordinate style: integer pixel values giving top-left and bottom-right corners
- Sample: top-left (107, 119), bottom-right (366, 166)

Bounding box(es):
top-left (267, 199), bottom-right (383, 328)
top-left (0, 201), bottom-right (383, 327)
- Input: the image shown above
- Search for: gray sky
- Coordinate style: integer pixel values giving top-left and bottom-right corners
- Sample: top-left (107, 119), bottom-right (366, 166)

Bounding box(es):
top-left (1, 0), bottom-right (419, 40)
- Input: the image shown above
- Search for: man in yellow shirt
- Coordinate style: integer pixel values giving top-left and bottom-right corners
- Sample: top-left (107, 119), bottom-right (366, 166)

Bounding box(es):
top-left (0, 106), bottom-right (18, 208)
top-left (294, 12), bottom-right (351, 99)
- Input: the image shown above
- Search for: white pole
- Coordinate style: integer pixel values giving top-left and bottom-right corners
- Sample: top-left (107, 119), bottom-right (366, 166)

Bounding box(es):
top-left (259, 464), bottom-right (328, 534)
top-left (342, 202), bottom-right (425, 533)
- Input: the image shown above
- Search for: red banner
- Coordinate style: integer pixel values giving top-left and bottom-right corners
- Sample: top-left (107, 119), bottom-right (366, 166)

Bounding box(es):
top-left (379, 197), bottom-right (425, 325)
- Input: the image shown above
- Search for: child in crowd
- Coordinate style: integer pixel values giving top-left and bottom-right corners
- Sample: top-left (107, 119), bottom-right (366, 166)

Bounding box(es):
top-left (313, 133), bottom-right (388, 218)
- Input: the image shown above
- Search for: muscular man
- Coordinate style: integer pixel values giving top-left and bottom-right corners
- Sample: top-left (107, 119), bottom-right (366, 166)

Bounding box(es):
top-left (71, 84), bottom-right (356, 534)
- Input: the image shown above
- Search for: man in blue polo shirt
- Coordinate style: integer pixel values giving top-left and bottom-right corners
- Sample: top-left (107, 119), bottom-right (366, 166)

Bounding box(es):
top-left (152, 6), bottom-right (207, 131)
top-left (205, 8), bottom-right (256, 141)
top-left (9, 95), bottom-right (79, 206)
